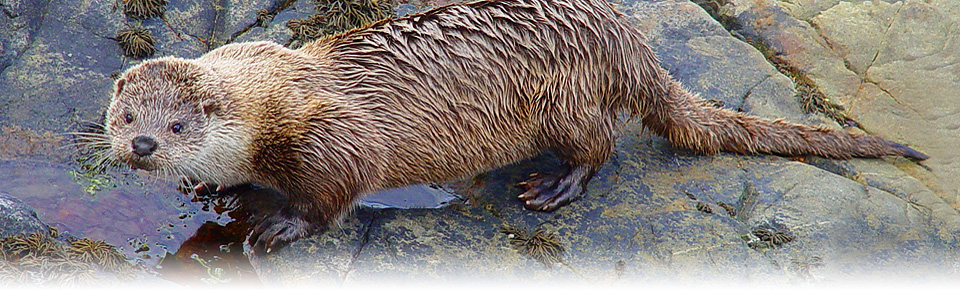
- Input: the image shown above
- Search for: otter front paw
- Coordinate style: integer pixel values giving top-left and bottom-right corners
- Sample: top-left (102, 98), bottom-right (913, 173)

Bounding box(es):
top-left (247, 209), bottom-right (315, 255)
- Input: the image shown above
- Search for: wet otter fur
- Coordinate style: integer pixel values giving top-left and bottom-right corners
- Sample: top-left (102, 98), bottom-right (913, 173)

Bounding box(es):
top-left (102, 0), bottom-right (928, 254)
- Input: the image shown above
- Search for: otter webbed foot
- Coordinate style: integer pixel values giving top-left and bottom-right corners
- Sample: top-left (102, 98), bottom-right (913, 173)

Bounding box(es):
top-left (516, 163), bottom-right (595, 212)
top-left (247, 208), bottom-right (315, 255)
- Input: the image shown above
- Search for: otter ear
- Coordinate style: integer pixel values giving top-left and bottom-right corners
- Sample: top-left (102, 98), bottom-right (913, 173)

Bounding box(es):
top-left (115, 78), bottom-right (126, 96)
top-left (201, 99), bottom-right (220, 116)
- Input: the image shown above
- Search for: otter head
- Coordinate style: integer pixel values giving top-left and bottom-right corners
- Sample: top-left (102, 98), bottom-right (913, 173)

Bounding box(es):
top-left (105, 57), bottom-right (240, 182)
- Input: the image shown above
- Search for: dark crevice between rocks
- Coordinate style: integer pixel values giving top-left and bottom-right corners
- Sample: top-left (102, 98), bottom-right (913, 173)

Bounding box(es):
top-left (733, 180), bottom-right (758, 224)
top-left (738, 74), bottom-right (774, 112)
top-left (341, 211), bottom-right (377, 286)
top-left (690, 0), bottom-right (740, 31)
top-left (206, 0), bottom-right (232, 50)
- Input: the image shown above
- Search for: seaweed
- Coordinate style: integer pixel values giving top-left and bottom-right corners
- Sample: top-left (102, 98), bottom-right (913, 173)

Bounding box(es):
top-left (501, 225), bottom-right (565, 267)
top-left (0, 230), bottom-right (134, 286)
top-left (116, 25), bottom-right (157, 59)
top-left (287, 0), bottom-right (396, 47)
top-left (119, 0), bottom-right (167, 20)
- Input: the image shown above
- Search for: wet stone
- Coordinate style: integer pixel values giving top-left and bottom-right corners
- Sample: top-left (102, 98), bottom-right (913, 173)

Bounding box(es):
top-left (0, 0), bottom-right (957, 286)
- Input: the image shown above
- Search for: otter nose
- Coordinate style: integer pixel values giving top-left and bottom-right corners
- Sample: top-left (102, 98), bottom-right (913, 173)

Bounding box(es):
top-left (131, 135), bottom-right (158, 157)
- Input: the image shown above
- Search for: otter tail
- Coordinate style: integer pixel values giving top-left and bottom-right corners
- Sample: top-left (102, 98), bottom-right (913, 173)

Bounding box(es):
top-left (634, 78), bottom-right (929, 161)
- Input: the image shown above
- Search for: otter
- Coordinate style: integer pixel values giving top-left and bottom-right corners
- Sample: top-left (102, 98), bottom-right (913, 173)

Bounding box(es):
top-left (101, 0), bottom-right (928, 254)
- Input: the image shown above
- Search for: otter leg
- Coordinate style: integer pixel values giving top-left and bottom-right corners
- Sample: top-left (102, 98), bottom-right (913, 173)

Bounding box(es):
top-left (518, 109), bottom-right (614, 211)
top-left (247, 186), bottom-right (349, 254)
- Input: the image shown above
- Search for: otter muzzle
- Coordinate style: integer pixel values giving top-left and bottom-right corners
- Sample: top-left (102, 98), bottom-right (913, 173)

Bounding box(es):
top-left (132, 135), bottom-right (159, 157)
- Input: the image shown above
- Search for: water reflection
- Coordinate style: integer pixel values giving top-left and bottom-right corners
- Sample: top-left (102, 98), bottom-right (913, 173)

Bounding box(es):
top-left (0, 159), bottom-right (460, 285)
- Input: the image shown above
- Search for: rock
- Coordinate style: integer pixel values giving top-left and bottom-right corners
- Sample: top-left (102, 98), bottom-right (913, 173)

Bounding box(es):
top-left (0, 0), bottom-right (49, 72)
top-left (0, 0), bottom-right (124, 132)
top-left (0, 0), bottom-right (957, 286)
top-left (234, 0), bottom-right (314, 44)
top-left (0, 192), bottom-right (49, 238)
top-left (254, 0), bottom-right (960, 286)
top-left (727, 0), bottom-right (960, 210)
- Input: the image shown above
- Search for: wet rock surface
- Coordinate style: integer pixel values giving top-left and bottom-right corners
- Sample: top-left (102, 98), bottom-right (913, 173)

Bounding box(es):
top-left (0, 0), bottom-right (957, 286)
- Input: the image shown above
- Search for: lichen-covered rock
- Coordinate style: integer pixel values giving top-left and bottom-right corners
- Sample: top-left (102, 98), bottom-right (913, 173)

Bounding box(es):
top-left (727, 0), bottom-right (960, 210)
top-left (0, 192), bottom-right (49, 238)
top-left (0, 0), bottom-right (49, 72)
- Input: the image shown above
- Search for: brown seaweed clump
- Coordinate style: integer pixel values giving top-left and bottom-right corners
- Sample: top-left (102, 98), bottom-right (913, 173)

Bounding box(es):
top-left (287, 15), bottom-right (327, 41)
top-left (120, 0), bottom-right (167, 20)
top-left (256, 9), bottom-right (274, 27)
top-left (0, 231), bottom-right (134, 287)
top-left (68, 238), bottom-right (128, 273)
top-left (116, 26), bottom-right (156, 59)
top-left (747, 227), bottom-right (796, 249)
top-left (287, 0), bottom-right (395, 46)
top-left (717, 201), bottom-right (736, 217)
top-left (695, 201), bottom-right (713, 214)
top-left (501, 226), bottom-right (565, 267)
top-left (315, 0), bottom-right (393, 33)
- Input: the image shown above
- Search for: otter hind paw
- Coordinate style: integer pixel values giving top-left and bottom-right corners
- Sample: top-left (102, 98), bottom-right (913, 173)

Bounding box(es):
top-left (516, 164), bottom-right (592, 212)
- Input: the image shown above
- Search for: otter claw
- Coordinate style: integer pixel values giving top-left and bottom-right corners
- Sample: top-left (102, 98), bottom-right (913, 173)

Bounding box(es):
top-left (247, 209), bottom-right (314, 255)
top-left (193, 182), bottom-right (225, 193)
top-left (193, 182), bottom-right (207, 192)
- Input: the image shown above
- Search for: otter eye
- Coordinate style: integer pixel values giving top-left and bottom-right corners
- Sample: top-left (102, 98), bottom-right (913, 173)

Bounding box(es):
top-left (171, 122), bottom-right (183, 134)
top-left (124, 113), bottom-right (133, 124)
